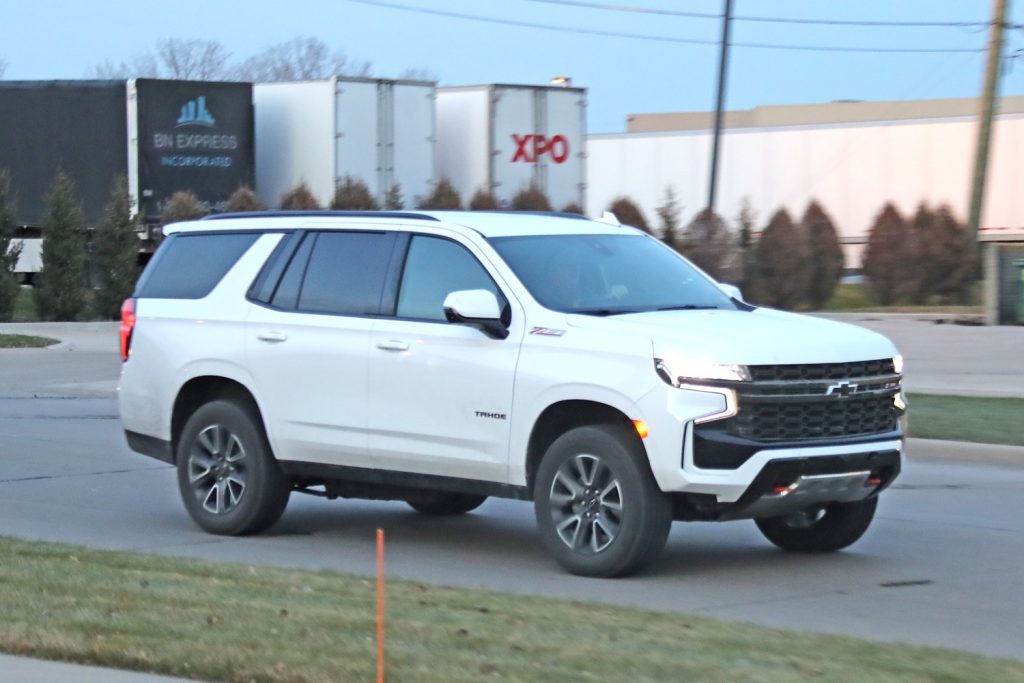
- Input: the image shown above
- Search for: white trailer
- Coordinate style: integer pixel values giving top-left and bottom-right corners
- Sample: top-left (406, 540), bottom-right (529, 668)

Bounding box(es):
top-left (586, 113), bottom-right (1024, 267)
top-left (254, 77), bottom-right (435, 208)
top-left (436, 84), bottom-right (586, 209)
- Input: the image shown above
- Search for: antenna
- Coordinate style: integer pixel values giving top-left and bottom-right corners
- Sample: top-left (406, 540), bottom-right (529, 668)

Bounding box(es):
top-left (595, 211), bottom-right (622, 226)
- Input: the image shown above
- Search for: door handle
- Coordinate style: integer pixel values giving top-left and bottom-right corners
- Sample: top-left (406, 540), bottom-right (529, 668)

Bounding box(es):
top-left (375, 340), bottom-right (410, 352)
top-left (257, 331), bottom-right (288, 343)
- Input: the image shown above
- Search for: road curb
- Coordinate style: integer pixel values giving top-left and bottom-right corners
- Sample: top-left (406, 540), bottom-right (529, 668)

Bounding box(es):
top-left (905, 437), bottom-right (1024, 469)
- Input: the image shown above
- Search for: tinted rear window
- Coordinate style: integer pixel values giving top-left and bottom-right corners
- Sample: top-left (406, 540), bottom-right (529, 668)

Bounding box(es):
top-left (136, 232), bottom-right (259, 299)
top-left (295, 231), bottom-right (396, 316)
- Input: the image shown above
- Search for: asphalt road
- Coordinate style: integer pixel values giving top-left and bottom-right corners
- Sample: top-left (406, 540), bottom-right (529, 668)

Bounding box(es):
top-left (1, 336), bottom-right (1023, 662)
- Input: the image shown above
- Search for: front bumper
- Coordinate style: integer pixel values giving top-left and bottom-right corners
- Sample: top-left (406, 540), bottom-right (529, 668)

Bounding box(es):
top-left (634, 383), bottom-right (904, 504)
top-left (703, 448), bottom-right (900, 521)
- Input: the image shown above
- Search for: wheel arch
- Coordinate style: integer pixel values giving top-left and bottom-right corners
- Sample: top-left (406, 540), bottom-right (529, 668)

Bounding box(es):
top-left (524, 399), bottom-right (642, 496)
top-left (171, 376), bottom-right (268, 462)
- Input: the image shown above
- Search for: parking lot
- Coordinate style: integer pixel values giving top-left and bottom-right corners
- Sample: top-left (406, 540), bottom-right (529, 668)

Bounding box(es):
top-left (1, 317), bottom-right (1023, 661)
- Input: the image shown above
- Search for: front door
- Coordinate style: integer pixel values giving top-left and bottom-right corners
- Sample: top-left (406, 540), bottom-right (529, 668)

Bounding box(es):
top-left (368, 234), bottom-right (522, 483)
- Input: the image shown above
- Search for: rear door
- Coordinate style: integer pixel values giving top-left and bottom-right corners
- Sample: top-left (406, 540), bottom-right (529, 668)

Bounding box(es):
top-left (367, 233), bottom-right (523, 483)
top-left (245, 228), bottom-right (399, 468)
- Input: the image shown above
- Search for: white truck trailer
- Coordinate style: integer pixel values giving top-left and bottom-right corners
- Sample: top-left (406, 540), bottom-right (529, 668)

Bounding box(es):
top-left (436, 84), bottom-right (586, 209)
top-left (254, 77), bottom-right (435, 209)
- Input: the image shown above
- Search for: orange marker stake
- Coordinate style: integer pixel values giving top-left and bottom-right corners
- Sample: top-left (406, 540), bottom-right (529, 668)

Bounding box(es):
top-left (377, 528), bottom-right (385, 683)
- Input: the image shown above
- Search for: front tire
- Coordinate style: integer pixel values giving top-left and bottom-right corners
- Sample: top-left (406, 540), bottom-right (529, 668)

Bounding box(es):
top-left (534, 424), bottom-right (672, 578)
top-left (755, 496), bottom-right (878, 553)
top-left (176, 399), bottom-right (290, 536)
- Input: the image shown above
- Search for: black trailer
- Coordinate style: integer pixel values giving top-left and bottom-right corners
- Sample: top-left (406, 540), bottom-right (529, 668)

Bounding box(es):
top-left (0, 78), bottom-right (253, 236)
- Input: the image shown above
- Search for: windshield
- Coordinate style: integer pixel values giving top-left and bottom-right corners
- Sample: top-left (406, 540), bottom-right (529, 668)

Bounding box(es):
top-left (489, 234), bottom-right (736, 315)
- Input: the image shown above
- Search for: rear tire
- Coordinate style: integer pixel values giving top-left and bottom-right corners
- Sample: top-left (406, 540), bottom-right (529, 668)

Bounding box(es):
top-left (406, 492), bottom-right (487, 515)
top-left (755, 496), bottom-right (878, 553)
top-left (533, 424), bottom-right (672, 578)
top-left (176, 399), bottom-right (290, 536)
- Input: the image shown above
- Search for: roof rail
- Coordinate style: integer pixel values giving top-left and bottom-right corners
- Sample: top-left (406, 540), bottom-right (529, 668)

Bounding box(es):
top-left (444, 209), bottom-right (588, 220)
top-left (202, 210), bottom-right (440, 222)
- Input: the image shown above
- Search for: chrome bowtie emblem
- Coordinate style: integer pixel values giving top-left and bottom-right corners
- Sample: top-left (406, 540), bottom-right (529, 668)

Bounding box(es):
top-left (826, 380), bottom-right (859, 397)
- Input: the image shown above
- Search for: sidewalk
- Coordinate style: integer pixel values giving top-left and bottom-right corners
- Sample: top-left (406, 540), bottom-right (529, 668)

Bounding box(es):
top-left (0, 321), bottom-right (119, 353)
top-left (0, 654), bottom-right (193, 682)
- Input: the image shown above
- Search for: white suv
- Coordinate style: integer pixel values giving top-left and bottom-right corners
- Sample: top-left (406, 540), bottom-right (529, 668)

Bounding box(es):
top-left (119, 211), bottom-right (905, 577)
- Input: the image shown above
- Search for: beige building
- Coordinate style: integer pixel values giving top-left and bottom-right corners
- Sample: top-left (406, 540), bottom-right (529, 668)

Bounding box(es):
top-left (626, 96), bottom-right (1024, 133)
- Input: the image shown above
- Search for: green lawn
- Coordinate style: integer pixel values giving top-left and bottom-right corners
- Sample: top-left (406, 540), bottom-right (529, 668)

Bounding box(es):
top-left (908, 393), bottom-right (1024, 446)
top-left (819, 282), bottom-right (982, 314)
top-left (12, 286), bottom-right (38, 322)
top-left (0, 333), bottom-right (57, 348)
top-left (1, 536), bottom-right (1022, 683)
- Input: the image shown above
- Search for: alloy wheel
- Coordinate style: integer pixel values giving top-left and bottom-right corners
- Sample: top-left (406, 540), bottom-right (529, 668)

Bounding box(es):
top-left (548, 454), bottom-right (624, 554)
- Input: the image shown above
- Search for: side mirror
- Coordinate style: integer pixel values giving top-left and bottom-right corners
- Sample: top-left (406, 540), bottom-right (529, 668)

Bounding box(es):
top-left (718, 283), bottom-right (744, 302)
top-left (443, 289), bottom-right (509, 340)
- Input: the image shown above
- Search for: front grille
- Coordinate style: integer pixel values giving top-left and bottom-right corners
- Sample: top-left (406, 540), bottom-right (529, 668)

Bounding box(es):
top-left (730, 395), bottom-right (899, 441)
top-left (727, 359), bottom-right (902, 442)
top-left (748, 359), bottom-right (895, 382)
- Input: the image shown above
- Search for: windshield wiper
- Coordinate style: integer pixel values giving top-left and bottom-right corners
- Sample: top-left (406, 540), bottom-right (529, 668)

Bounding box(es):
top-left (572, 308), bottom-right (646, 317)
top-left (654, 305), bottom-right (720, 311)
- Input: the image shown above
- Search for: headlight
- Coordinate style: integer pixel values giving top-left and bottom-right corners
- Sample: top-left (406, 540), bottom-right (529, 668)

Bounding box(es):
top-left (655, 356), bottom-right (751, 386)
top-left (892, 354), bottom-right (904, 375)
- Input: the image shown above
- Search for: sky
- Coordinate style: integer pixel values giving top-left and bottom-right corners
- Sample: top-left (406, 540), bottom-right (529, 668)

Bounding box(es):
top-left (2, 0), bottom-right (1023, 132)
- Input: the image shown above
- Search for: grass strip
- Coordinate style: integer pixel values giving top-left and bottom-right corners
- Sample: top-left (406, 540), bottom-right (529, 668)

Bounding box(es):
top-left (0, 333), bottom-right (58, 348)
top-left (908, 393), bottom-right (1024, 447)
top-left (12, 286), bottom-right (38, 322)
top-left (1, 536), bottom-right (1022, 682)
top-left (818, 283), bottom-right (981, 314)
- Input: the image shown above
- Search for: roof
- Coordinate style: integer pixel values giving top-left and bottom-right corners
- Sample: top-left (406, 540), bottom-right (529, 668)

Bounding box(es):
top-left (418, 211), bottom-right (631, 237)
top-left (626, 95), bottom-right (1024, 133)
top-left (170, 210), bottom-right (637, 238)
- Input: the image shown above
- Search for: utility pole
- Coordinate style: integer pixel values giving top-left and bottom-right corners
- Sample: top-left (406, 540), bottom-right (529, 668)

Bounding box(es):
top-left (707, 0), bottom-right (733, 214)
top-left (967, 0), bottom-right (1010, 242)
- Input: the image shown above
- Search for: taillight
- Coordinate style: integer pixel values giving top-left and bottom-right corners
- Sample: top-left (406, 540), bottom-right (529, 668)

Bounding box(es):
top-left (120, 298), bottom-right (136, 361)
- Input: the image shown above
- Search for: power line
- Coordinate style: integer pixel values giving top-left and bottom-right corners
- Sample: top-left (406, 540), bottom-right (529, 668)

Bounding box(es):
top-left (522, 0), bottom-right (991, 29)
top-left (344, 0), bottom-right (986, 53)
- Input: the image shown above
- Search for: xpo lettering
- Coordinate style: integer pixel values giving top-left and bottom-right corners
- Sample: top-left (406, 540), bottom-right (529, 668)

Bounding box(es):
top-left (511, 134), bottom-right (570, 164)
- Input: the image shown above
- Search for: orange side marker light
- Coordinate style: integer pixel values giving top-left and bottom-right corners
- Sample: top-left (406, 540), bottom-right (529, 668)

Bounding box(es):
top-left (632, 420), bottom-right (649, 439)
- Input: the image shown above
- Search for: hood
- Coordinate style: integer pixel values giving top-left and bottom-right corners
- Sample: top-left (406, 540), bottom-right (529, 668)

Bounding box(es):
top-left (566, 308), bottom-right (899, 366)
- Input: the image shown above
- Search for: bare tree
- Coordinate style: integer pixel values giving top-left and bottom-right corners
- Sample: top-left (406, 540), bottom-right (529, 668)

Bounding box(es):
top-left (156, 38), bottom-right (231, 80)
top-left (398, 67), bottom-right (438, 82)
top-left (234, 37), bottom-right (371, 81)
top-left (88, 39), bottom-right (229, 80)
top-left (88, 57), bottom-right (156, 79)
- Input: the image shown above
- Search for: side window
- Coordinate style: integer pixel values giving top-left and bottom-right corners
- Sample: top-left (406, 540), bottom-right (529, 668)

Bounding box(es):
top-left (296, 231), bottom-right (396, 316)
top-left (396, 235), bottom-right (499, 321)
top-left (270, 232), bottom-right (314, 310)
top-left (135, 232), bottom-right (259, 299)
top-left (248, 231), bottom-right (300, 304)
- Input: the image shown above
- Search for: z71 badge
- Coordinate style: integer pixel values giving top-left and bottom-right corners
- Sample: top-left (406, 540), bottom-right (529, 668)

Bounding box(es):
top-left (530, 327), bottom-right (566, 337)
